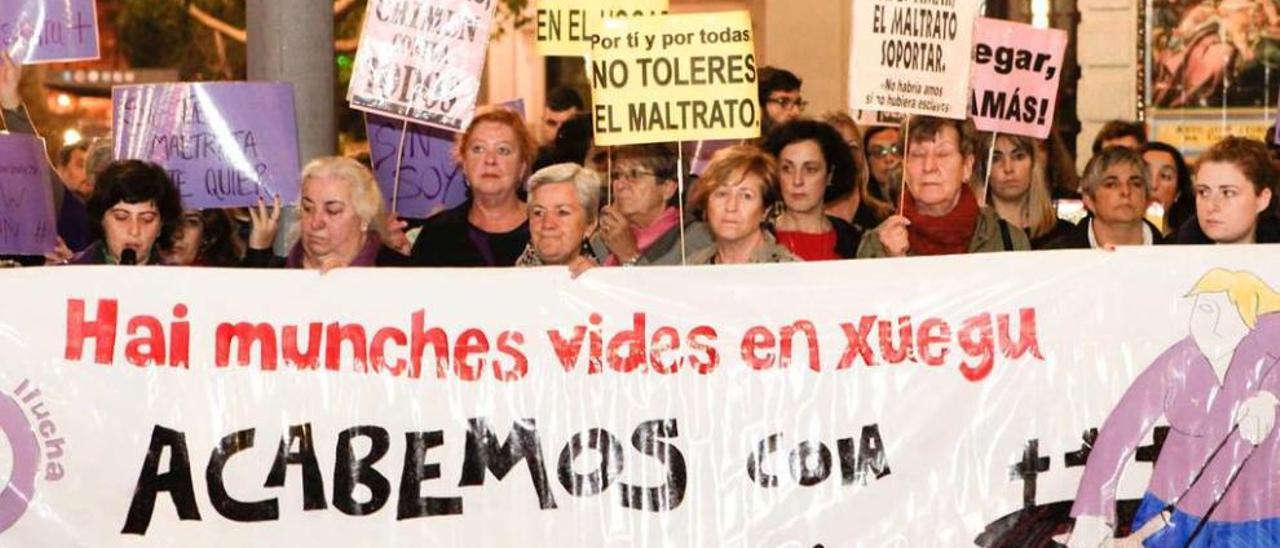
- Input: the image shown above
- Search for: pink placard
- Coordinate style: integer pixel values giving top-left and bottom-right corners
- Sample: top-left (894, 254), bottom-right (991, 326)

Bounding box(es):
top-left (968, 18), bottom-right (1067, 139)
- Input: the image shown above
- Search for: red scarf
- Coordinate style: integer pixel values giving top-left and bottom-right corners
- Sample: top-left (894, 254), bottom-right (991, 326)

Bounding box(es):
top-left (904, 185), bottom-right (980, 256)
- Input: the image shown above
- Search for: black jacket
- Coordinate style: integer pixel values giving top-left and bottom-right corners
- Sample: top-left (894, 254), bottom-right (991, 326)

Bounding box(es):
top-left (1173, 214), bottom-right (1280, 244)
top-left (1042, 216), bottom-right (1166, 249)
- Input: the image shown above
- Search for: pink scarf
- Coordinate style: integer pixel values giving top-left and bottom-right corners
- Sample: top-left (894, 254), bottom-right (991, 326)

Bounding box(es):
top-left (605, 206), bottom-right (682, 266)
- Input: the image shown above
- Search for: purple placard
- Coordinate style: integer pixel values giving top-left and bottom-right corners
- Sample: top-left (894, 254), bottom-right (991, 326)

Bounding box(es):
top-left (0, 133), bottom-right (56, 254)
top-left (683, 139), bottom-right (742, 177)
top-left (1, 0), bottom-right (100, 64)
top-left (112, 82), bottom-right (302, 209)
top-left (367, 99), bottom-right (524, 219)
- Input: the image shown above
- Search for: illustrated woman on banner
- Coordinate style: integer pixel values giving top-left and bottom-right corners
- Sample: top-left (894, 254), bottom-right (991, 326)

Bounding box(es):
top-left (1066, 269), bottom-right (1280, 547)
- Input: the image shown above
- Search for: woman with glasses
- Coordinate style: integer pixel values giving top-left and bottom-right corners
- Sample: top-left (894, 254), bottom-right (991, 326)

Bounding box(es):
top-left (762, 120), bottom-right (862, 260)
top-left (590, 142), bottom-right (713, 266)
top-left (392, 105), bottom-right (536, 267)
top-left (863, 126), bottom-right (903, 208)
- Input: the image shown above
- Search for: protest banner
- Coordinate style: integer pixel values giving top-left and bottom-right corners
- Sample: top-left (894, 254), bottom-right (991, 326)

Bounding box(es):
top-left (0, 0), bottom-right (98, 64)
top-left (968, 18), bottom-right (1067, 139)
top-left (112, 82), bottom-right (301, 210)
top-left (0, 133), bottom-right (55, 254)
top-left (347, 0), bottom-right (497, 132)
top-left (589, 11), bottom-right (759, 146)
top-left (535, 0), bottom-right (667, 57)
top-left (366, 99), bottom-right (523, 218)
top-left (0, 247), bottom-right (1278, 545)
top-left (849, 0), bottom-right (982, 120)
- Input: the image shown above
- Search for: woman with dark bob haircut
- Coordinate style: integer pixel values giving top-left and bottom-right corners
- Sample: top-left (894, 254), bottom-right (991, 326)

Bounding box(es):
top-left (72, 160), bottom-right (183, 265)
top-left (762, 119), bottom-right (863, 260)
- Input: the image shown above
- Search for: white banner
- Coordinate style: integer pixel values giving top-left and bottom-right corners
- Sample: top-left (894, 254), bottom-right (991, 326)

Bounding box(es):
top-left (0, 247), bottom-right (1278, 545)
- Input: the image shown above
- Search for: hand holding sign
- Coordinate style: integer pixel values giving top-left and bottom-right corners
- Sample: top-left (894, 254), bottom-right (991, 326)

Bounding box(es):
top-left (0, 50), bottom-right (19, 109)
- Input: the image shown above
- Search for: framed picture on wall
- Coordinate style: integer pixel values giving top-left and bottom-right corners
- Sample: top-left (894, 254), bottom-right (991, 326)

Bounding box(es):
top-left (1142, 0), bottom-right (1279, 158)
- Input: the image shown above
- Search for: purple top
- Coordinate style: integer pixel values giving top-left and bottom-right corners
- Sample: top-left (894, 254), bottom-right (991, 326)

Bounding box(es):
top-left (1072, 313), bottom-right (1280, 524)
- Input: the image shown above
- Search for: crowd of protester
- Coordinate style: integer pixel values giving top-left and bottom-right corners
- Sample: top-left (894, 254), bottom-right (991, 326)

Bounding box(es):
top-left (2, 54), bottom-right (1277, 272)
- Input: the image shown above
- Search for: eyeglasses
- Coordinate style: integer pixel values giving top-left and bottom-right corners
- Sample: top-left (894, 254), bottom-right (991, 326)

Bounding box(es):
top-left (869, 144), bottom-right (902, 158)
top-left (610, 168), bottom-right (657, 181)
top-left (767, 97), bottom-right (808, 111)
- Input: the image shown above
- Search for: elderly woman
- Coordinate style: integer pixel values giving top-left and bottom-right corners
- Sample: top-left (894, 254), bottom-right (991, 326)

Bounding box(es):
top-left (1175, 136), bottom-right (1279, 244)
top-left (1067, 269), bottom-right (1280, 547)
top-left (857, 116), bottom-right (1030, 257)
top-left (245, 156), bottom-right (385, 270)
top-left (1044, 147), bottom-right (1164, 249)
top-left (688, 145), bottom-right (798, 265)
top-left (762, 120), bottom-right (862, 260)
top-left (982, 133), bottom-right (1072, 249)
top-left (163, 209), bottom-right (245, 267)
top-left (70, 160), bottom-right (184, 265)
top-left (591, 142), bottom-right (712, 266)
top-left (515, 163), bottom-right (601, 274)
top-left (1143, 141), bottom-right (1196, 236)
top-left (394, 106), bottom-right (535, 267)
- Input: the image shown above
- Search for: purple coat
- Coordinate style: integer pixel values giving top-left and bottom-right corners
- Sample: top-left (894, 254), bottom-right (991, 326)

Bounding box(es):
top-left (1072, 313), bottom-right (1280, 524)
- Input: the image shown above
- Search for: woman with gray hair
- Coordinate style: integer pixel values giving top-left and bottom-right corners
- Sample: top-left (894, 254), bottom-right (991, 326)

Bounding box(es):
top-left (244, 156), bottom-right (387, 270)
top-left (1043, 147), bottom-right (1164, 249)
top-left (516, 163), bottom-right (602, 276)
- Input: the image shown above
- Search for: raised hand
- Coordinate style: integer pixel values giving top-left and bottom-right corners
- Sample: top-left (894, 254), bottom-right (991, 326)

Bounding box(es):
top-left (0, 50), bottom-right (21, 110)
top-left (247, 194), bottom-right (282, 250)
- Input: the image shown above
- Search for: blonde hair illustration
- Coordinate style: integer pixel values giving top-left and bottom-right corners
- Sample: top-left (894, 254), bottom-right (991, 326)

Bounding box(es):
top-left (1186, 269), bottom-right (1280, 329)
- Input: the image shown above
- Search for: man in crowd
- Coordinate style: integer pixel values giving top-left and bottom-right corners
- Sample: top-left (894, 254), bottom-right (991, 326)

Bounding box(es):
top-left (1091, 119), bottom-right (1147, 154)
top-left (540, 85), bottom-right (584, 145)
top-left (758, 66), bottom-right (805, 136)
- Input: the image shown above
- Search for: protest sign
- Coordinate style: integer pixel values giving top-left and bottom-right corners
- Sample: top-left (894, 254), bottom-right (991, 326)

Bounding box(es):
top-left (0, 133), bottom-right (55, 254)
top-left (111, 82), bottom-right (302, 210)
top-left (589, 11), bottom-right (759, 146)
top-left (348, 0), bottom-right (497, 132)
top-left (849, 0), bottom-right (982, 120)
top-left (0, 0), bottom-right (98, 64)
top-left (0, 247), bottom-right (1278, 545)
top-left (535, 0), bottom-right (667, 57)
top-left (968, 18), bottom-right (1067, 139)
top-left (366, 99), bottom-right (523, 218)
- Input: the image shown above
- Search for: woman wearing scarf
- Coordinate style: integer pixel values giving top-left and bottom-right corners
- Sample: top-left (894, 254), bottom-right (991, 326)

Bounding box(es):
top-left (856, 116), bottom-right (1030, 257)
top-left (590, 142), bottom-right (712, 266)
